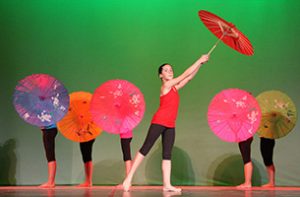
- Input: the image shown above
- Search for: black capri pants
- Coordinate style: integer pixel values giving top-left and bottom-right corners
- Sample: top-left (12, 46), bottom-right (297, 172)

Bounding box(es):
top-left (120, 138), bottom-right (132, 161)
top-left (139, 124), bottom-right (175, 160)
top-left (260, 137), bottom-right (275, 166)
top-left (238, 137), bottom-right (253, 164)
top-left (80, 139), bottom-right (95, 163)
top-left (41, 128), bottom-right (58, 162)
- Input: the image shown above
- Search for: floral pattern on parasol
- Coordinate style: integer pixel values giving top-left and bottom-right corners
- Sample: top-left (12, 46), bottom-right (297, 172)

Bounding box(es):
top-left (256, 90), bottom-right (297, 139)
top-left (90, 79), bottom-right (145, 134)
top-left (13, 73), bottom-right (69, 127)
top-left (207, 88), bottom-right (261, 142)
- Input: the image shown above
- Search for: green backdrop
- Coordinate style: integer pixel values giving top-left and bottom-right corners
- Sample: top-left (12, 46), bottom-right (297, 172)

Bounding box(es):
top-left (1, 0), bottom-right (300, 186)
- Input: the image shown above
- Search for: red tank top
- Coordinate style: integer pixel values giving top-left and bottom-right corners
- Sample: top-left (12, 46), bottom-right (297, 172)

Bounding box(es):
top-left (151, 87), bottom-right (180, 128)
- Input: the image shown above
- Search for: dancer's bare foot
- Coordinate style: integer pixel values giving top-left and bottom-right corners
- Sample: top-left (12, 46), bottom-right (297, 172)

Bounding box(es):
top-left (39, 182), bottom-right (55, 188)
top-left (262, 183), bottom-right (275, 188)
top-left (76, 182), bottom-right (92, 187)
top-left (122, 179), bottom-right (131, 191)
top-left (163, 190), bottom-right (182, 197)
top-left (122, 191), bottom-right (132, 197)
top-left (236, 183), bottom-right (252, 189)
top-left (116, 184), bottom-right (123, 189)
top-left (163, 186), bottom-right (182, 192)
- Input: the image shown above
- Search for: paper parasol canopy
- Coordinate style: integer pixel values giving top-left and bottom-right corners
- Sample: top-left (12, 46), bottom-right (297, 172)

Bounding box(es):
top-left (199, 10), bottom-right (254, 56)
top-left (90, 79), bottom-right (145, 134)
top-left (256, 90), bottom-right (297, 139)
top-left (13, 73), bottom-right (69, 127)
top-left (207, 88), bottom-right (261, 142)
top-left (57, 91), bottom-right (102, 142)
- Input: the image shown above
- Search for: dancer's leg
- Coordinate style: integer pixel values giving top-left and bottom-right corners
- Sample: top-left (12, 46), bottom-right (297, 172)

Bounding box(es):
top-left (262, 165), bottom-right (275, 187)
top-left (125, 160), bottom-right (132, 176)
top-left (122, 152), bottom-right (144, 191)
top-left (123, 124), bottom-right (165, 191)
top-left (40, 128), bottom-right (57, 188)
top-left (120, 138), bottom-right (133, 176)
top-left (161, 128), bottom-right (181, 191)
top-left (78, 139), bottom-right (95, 187)
top-left (78, 161), bottom-right (93, 187)
top-left (237, 162), bottom-right (253, 188)
top-left (40, 161), bottom-right (56, 188)
top-left (260, 137), bottom-right (275, 187)
top-left (162, 160), bottom-right (181, 192)
top-left (237, 137), bottom-right (253, 188)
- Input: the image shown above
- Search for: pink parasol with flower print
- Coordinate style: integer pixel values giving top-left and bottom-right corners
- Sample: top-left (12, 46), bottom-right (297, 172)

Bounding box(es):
top-left (90, 79), bottom-right (145, 134)
top-left (207, 88), bottom-right (261, 142)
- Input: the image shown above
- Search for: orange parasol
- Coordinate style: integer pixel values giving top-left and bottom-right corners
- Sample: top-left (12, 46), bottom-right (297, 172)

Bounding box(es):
top-left (57, 91), bottom-right (102, 142)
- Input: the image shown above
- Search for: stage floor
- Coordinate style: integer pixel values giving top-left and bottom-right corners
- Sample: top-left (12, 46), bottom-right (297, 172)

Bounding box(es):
top-left (1, 186), bottom-right (300, 197)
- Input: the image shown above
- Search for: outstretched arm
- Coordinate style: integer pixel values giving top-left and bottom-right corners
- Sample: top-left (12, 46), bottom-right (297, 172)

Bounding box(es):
top-left (164, 54), bottom-right (209, 90)
top-left (175, 65), bottom-right (200, 90)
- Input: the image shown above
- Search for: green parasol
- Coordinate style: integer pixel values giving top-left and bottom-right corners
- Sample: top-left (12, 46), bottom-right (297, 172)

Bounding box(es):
top-left (256, 90), bottom-right (297, 139)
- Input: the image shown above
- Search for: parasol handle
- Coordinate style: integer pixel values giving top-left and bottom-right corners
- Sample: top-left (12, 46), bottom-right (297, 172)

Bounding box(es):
top-left (208, 33), bottom-right (225, 55)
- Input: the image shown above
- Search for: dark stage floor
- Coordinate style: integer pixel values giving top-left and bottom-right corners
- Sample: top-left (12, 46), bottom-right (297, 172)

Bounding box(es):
top-left (1, 186), bottom-right (300, 197)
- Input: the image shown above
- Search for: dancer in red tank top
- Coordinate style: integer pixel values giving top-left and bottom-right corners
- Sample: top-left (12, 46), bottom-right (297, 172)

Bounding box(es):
top-left (122, 54), bottom-right (209, 192)
top-left (151, 86), bottom-right (179, 128)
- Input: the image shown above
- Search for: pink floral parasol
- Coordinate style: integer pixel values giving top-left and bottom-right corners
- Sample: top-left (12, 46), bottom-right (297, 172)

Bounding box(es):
top-left (207, 88), bottom-right (261, 142)
top-left (90, 79), bottom-right (145, 134)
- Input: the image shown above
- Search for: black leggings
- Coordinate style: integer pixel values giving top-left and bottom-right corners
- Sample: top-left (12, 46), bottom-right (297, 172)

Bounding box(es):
top-left (42, 128), bottom-right (58, 162)
top-left (120, 138), bottom-right (132, 161)
top-left (260, 137), bottom-right (275, 166)
top-left (139, 124), bottom-right (175, 160)
top-left (80, 139), bottom-right (95, 163)
top-left (238, 137), bottom-right (253, 164)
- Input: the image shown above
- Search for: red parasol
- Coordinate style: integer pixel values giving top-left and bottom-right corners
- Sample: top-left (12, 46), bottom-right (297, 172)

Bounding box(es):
top-left (199, 10), bottom-right (254, 56)
top-left (207, 88), bottom-right (261, 142)
top-left (90, 79), bottom-right (145, 134)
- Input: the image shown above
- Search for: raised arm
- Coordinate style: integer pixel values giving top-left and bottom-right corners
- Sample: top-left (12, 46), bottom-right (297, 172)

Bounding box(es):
top-left (164, 54), bottom-right (209, 90)
top-left (174, 65), bottom-right (200, 90)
